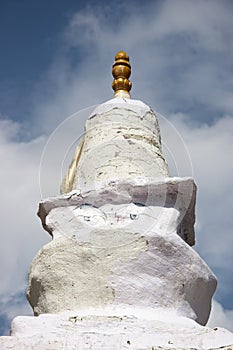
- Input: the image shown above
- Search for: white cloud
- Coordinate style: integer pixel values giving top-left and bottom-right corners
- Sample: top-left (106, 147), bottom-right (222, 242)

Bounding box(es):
top-left (29, 0), bottom-right (233, 135)
top-left (153, 0), bottom-right (232, 51)
top-left (0, 119), bottom-right (50, 295)
top-left (208, 299), bottom-right (233, 332)
top-left (164, 113), bottom-right (233, 263)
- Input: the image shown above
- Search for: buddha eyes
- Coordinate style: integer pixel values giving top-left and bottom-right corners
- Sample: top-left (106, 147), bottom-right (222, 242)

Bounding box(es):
top-left (115, 203), bottom-right (144, 221)
top-left (130, 214), bottom-right (139, 220)
top-left (79, 204), bottom-right (95, 209)
top-left (73, 203), bottom-right (144, 222)
top-left (73, 204), bottom-right (106, 223)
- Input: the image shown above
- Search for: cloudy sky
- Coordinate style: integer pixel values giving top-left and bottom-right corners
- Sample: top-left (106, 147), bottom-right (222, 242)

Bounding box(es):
top-left (0, 0), bottom-right (233, 336)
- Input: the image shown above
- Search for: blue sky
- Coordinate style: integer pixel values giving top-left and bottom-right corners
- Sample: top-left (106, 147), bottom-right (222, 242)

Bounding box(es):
top-left (0, 0), bottom-right (233, 336)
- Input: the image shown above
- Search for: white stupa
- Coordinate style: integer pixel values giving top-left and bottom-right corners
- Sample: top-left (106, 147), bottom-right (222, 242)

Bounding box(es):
top-left (1, 51), bottom-right (233, 349)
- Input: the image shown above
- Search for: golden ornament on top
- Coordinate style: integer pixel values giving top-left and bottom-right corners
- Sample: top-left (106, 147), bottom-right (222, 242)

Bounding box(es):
top-left (112, 51), bottom-right (132, 98)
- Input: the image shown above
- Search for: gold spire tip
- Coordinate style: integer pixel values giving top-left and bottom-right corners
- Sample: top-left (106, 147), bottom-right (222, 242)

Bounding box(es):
top-left (112, 51), bottom-right (132, 98)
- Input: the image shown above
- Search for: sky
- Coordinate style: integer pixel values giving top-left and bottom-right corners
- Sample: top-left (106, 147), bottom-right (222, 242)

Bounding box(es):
top-left (0, 0), bottom-right (233, 336)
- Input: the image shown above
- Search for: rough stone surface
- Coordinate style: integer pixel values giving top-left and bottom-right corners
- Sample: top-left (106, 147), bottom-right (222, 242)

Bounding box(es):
top-left (28, 203), bottom-right (215, 325)
top-left (61, 98), bottom-right (169, 194)
top-left (39, 178), bottom-right (197, 246)
top-left (1, 310), bottom-right (233, 349)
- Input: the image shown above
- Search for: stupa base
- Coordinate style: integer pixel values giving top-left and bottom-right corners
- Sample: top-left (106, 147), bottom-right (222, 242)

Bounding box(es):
top-left (1, 308), bottom-right (233, 350)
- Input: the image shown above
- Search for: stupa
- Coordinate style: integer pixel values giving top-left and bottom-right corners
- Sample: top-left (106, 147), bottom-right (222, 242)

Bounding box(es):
top-left (1, 52), bottom-right (233, 349)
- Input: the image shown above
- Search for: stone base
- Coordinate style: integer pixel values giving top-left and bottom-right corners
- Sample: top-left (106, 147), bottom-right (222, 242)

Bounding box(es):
top-left (1, 309), bottom-right (233, 349)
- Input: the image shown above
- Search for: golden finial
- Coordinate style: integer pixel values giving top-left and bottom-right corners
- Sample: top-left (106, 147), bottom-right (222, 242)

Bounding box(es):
top-left (112, 51), bottom-right (132, 98)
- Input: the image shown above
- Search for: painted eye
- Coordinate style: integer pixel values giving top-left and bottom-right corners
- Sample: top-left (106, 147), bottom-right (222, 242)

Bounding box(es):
top-left (130, 213), bottom-right (139, 220)
top-left (79, 204), bottom-right (95, 209)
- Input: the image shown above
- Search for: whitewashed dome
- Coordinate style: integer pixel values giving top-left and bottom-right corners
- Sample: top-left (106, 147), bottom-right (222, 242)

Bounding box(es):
top-left (71, 97), bottom-right (169, 192)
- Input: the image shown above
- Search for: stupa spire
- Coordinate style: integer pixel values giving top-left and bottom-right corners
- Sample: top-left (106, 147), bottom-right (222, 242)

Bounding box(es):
top-left (112, 50), bottom-right (132, 98)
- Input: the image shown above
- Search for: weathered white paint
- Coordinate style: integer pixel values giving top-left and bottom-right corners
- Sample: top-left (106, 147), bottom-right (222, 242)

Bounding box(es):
top-left (62, 98), bottom-right (169, 193)
top-left (39, 178), bottom-right (196, 246)
top-left (27, 209), bottom-right (216, 325)
top-left (1, 309), bottom-right (233, 349)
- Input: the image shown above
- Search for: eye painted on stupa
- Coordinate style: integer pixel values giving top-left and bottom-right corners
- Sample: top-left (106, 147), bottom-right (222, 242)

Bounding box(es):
top-left (130, 213), bottom-right (139, 220)
top-left (129, 203), bottom-right (145, 219)
top-left (79, 203), bottom-right (98, 209)
top-left (114, 202), bottom-right (146, 220)
top-left (73, 204), bottom-right (106, 224)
